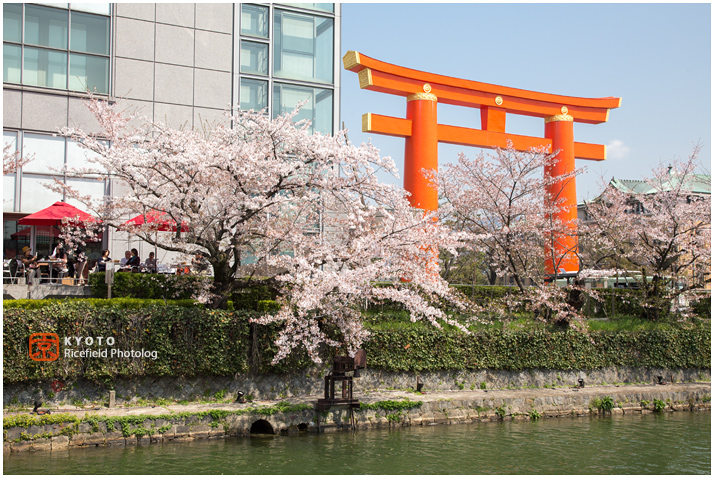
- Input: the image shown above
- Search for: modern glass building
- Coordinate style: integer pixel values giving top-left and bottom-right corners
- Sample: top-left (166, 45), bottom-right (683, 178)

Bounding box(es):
top-left (3, 3), bottom-right (341, 261)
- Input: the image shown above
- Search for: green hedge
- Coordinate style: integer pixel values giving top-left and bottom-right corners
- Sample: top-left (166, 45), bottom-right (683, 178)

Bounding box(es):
top-left (88, 272), bottom-right (207, 300)
top-left (363, 327), bottom-right (710, 371)
top-left (3, 301), bottom-right (709, 385)
top-left (692, 296), bottom-right (711, 318)
top-left (88, 272), bottom-right (277, 310)
top-left (3, 301), bottom-right (251, 384)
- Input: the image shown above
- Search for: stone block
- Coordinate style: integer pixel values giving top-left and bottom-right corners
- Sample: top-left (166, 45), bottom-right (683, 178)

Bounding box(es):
top-left (155, 24), bottom-right (194, 67)
top-left (433, 412), bottom-right (449, 424)
top-left (10, 441), bottom-right (30, 453)
top-left (84, 432), bottom-right (106, 446)
top-left (150, 435), bottom-right (163, 444)
top-left (156, 2), bottom-right (195, 27)
top-left (27, 425), bottom-right (45, 436)
top-left (190, 425), bottom-right (212, 435)
top-left (115, 17), bottom-right (155, 62)
top-left (153, 103), bottom-right (194, 130)
top-left (3, 89), bottom-right (21, 129)
top-left (4, 442), bottom-right (11, 455)
top-left (68, 96), bottom-right (103, 134)
top-left (70, 433), bottom-right (88, 446)
top-left (124, 437), bottom-right (137, 447)
top-left (137, 437), bottom-right (151, 446)
top-left (30, 438), bottom-right (52, 452)
top-left (78, 422), bottom-right (93, 433)
top-left (196, 3), bottom-right (233, 33)
top-left (195, 30), bottom-right (232, 71)
top-left (194, 69), bottom-right (231, 109)
top-left (154, 419), bottom-right (169, 428)
top-left (106, 438), bottom-right (125, 447)
top-left (174, 425), bottom-right (191, 437)
top-left (208, 429), bottom-right (225, 438)
top-left (116, 3), bottom-right (155, 21)
top-left (154, 63), bottom-right (194, 105)
top-left (114, 58), bottom-right (154, 102)
top-left (170, 436), bottom-right (194, 443)
top-left (5, 427), bottom-right (23, 441)
top-left (105, 431), bottom-right (123, 441)
top-left (51, 435), bottom-right (69, 450)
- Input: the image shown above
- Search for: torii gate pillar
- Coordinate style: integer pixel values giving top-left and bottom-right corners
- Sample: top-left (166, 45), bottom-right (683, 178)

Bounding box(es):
top-left (544, 113), bottom-right (578, 274)
top-left (404, 91), bottom-right (439, 211)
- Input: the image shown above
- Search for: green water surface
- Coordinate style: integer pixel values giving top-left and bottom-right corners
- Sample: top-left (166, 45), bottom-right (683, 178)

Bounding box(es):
top-left (4, 411), bottom-right (710, 475)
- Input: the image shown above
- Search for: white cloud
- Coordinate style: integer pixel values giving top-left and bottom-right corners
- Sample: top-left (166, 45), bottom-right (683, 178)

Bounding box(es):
top-left (607, 139), bottom-right (631, 160)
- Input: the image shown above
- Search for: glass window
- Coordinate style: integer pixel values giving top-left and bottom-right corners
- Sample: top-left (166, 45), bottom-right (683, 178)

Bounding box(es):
top-left (241, 4), bottom-right (269, 38)
top-left (273, 83), bottom-right (333, 134)
top-left (3, 174), bottom-right (16, 211)
top-left (20, 175), bottom-right (63, 212)
top-left (3, 131), bottom-right (18, 171)
top-left (24, 5), bottom-right (68, 49)
top-left (240, 40), bottom-right (268, 76)
top-left (22, 133), bottom-right (65, 175)
top-left (66, 139), bottom-right (105, 172)
top-left (70, 12), bottom-right (109, 55)
top-left (70, 3), bottom-right (111, 15)
top-left (274, 9), bottom-right (333, 84)
top-left (281, 4), bottom-right (335, 13)
top-left (34, 3), bottom-right (69, 8)
top-left (240, 78), bottom-right (268, 112)
top-left (69, 53), bottom-right (109, 92)
top-left (4, 4), bottom-right (110, 94)
top-left (3, 4), bottom-right (22, 42)
top-left (4, 44), bottom-right (21, 83)
top-left (24, 47), bottom-right (67, 89)
top-left (65, 177), bottom-right (105, 209)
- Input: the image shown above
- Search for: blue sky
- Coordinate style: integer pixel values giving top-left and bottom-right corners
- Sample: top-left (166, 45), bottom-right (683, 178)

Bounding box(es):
top-left (339, 2), bottom-right (711, 201)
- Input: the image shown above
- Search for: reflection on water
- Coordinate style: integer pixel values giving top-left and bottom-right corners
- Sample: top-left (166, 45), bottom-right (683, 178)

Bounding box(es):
top-left (4, 411), bottom-right (710, 475)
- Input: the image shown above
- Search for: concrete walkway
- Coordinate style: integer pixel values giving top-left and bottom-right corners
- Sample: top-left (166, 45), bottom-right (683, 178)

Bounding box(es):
top-left (6, 381), bottom-right (710, 419)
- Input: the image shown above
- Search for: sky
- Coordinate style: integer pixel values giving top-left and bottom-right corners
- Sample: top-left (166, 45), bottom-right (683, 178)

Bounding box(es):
top-left (339, 2), bottom-right (712, 202)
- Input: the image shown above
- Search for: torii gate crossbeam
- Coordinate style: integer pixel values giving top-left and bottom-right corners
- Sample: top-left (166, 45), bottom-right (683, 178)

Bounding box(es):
top-left (343, 51), bottom-right (621, 275)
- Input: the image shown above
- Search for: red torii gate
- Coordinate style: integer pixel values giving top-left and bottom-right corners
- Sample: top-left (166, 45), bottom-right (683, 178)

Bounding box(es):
top-left (343, 51), bottom-right (621, 275)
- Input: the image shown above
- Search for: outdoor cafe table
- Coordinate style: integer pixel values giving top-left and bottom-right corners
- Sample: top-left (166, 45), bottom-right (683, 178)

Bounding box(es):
top-left (35, 260), bottom-right (67, 284)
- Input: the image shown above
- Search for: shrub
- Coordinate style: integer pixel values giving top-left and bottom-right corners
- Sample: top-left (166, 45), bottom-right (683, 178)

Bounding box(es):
top-left (653, 399), bottom-right (666, 412)
top-left (88, 272), bottom-right (206, 300)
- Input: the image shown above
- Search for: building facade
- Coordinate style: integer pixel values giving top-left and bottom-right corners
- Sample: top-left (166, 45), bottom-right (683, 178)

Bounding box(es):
top-left (3, 2), bottom-right (341, 264)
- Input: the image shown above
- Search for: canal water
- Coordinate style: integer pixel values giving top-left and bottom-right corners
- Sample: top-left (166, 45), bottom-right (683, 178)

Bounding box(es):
top-left (4, 411), bottom-right (710, 475)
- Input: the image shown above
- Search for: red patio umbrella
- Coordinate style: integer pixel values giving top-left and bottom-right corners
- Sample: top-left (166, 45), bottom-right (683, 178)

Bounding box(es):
top-left (16, 202), bottom-right (99, 255)
top-left (120, 210), bottom-right (189, 266)
top-left (18, 201), bottom-right (96, 227)
top-left (121, 210), bottom-right (189, 232)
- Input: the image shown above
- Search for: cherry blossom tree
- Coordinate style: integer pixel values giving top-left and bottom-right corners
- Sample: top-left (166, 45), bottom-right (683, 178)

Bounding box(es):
top-left (55, 95), bottom-right (467, 361)
top-left (438, 145), bottom-right (586, 327)
top-left (579, 146), bottom-right (711, 320)
top-left (3, 141), bottom-right (32, 175)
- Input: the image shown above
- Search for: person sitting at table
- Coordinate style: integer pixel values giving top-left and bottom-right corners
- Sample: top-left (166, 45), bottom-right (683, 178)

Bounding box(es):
top-left (119, 248), bottom-right (141, 272)
top-left (192, 253), bottom-right (209, 276)
top-left (50, 243), bottom-right (69, 281)
top-left (96, 249), bottom-right (111, 272)
top-left (119, 250), bottom-right (131, 268)
top-left (145, 252), bottom-right (157, 273)
top-left (20, 246), bottom-right (39, 284)
top-left (74, 245), bottom-right (87, 285)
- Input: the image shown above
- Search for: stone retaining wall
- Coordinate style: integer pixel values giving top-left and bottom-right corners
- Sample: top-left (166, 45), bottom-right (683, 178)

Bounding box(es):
top-left (4, 367), bottom-right (709, 407)
top-left (4, 383), bottom-right (710, 454)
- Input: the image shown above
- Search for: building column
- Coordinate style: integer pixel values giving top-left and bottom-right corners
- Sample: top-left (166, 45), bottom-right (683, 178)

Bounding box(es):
top-left (544, 112), bottom-right (579, 275)
top-left (404, 86), bottom-right (438, 211)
